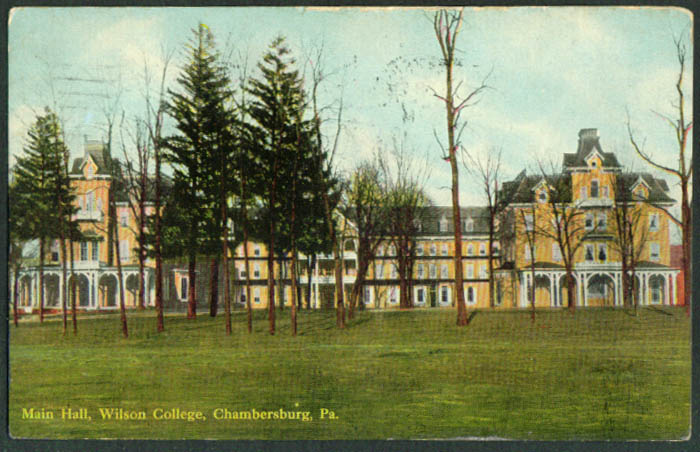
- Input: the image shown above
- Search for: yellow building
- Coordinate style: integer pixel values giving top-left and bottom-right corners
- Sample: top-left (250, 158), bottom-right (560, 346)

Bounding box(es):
top-left (498, 128), bottom-right (679, 308)
top-left (15, 139), bottom-right (154, 312)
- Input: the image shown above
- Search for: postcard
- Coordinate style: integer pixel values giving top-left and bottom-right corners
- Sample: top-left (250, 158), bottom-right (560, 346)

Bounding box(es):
top-left (6, 6), bottom-right (692, 442)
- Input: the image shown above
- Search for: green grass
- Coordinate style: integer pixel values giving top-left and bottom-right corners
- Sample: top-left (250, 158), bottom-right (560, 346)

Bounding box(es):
top-left (9, 307), bottom-right (690, 440)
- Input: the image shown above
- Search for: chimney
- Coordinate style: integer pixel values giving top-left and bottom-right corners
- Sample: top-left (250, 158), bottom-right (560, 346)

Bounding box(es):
top-left (578, 128), bottom-right (599, 140)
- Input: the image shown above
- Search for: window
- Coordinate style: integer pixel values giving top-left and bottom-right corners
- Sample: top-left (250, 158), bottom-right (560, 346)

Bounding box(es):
top-left (180, 276), bottom-right (188, 301)
top-left (439, 217), bottom-right (448, 232)
top-left (649, 214), bottom-right (659, 232)
top-left (388, 245), bottom-right (396, 256)
top-left (440, 264), bottom-right (448, 279)
top-left (239, 266), bottom-right (247, 278)
top-left (538, 191), bottom-right (547, 203)
top-left (91, 242), bottom-right (99, 261)
top-left (80, 242), bottom-right (88, 261)
top-left (416, 244), bottom-right (424, 256)
top-left (390, 264), bottom-right (397, 279)
top-left (524, 244), bottom-right (534, 261)
top-left (479, 243), bottom-right (486, 256)
top-left (413, 219), bottom-right (422, 232)
top-left (650, 243), bottom-right (660, 262)
top-left (585, 244), bottom-right (594, 262)
top-left (377, 246), bottom-right (384, 256)
top-left (552, 243), bottom-right (562, 262)
top-left (591, 180), bottom-right (599, 198)
top-left (496, 281), bottom-right (503, 306)
top-left (585, 214), bottom-right (594, 231)
top-left (364, 287), bottom-right (372, 304)
top-left (239, 292), bottom-right (246, 304)
top-left (441, 243), bottom-right (448, 256)
top-left (254, 246), bottom-right (260, 256)
top-left (417, 263), bottom-right (425, 278)
top-left (429, 244), bottom-right (437, 256)
top-left (429, 264), bottom-right (437, 279)
top-left (254, 264), bottom-right (260, 278)
top-left (87, 165), bottom-right (94, 178)
top-left (389, 288), bottom-right (398, 304)
top-left (440, 286), bottom-right (449, 304)
top-left (598, 244), bottom-right (607, 262)
top-left (466, 265), bottom-right (474, 279)
top-left (492, 242), bottom-right (500, 255)
top-left (580, 186), bottom-right (587, 200)
top-left (254, 288), bottom-right (261, 304)
top-left (479, 265), bottom-right (487, 278)
top-left (375, 263), bottom-right (384, 279)
top-left (602, 186), bottom-right (609, 198)
top-left (524, 214), bottom-right (534, 232)
top-left (465, 218), bottom-right (474, 232)
top-left (466, 286), bottom-right (475, 305)
top-left (51, 240), bottom-right (60, 262)
top-left (467, 244), bottom-right (474, 256)
top-left (120, 212), bottom-right (128, 227)
top-left (597, 213), bottom-right (607, 230)
top-left (120, 240), bottom-right (129, 261)
top-left (417, 288), bottom-right (425, 304)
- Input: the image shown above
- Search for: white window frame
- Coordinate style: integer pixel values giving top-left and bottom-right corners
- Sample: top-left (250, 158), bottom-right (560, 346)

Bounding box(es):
top-left (585, 244), bottom-right (595, 262)
top-left (440, 286), bottom-right (450, 305)
top-left (479, 243), bottom-right (486, 256)
top-left (253, 263), bottom-right (260, 278)
top-left (585, 214), bottom-right (594, 231)
top-left (254, 246), bottom-right (261, 257)
top-left (120, 240), bottom-right (129, 262)
top-left (430, 244), bottom-right (437, 256)
top-left (597, 213), bottom-right (607, 230)
top-left (466, 286), bottom-right (476, 305)
top-left (479, 265), bottom-right (487, 279)
top-left (598, 243), bottom-right (607, 262)
top-left (441, 243), bottom-right (448, 256)
top-left (440, 264), bottom-right (448, 279)
top-left (650, 242), bottom-right (660, 262)
top-left (649, 213), bottom-right (659, 232)
top-left (552, 243), bottom-right (562, 262)
top-left (254, 288), bottom-right (261, 304)
top-left (80, 241), bottom-right (88, 261)
top-left (91, 242), bottom-right (99, 261)
top-left (416, 244), bottom-right (424, 256)
top-left (429, 264), bottom-right (437, 279)
top-left (376, 263), bottom-right (384, 279)
top-left (467, 244), bottom-right (474, 256)
top-left (466, 264), bottom-right (474, 279)
top-left (416, 287), bottom-right (425, 304)
top-left (591, 179), bottom-right (599, 198)
top-left (465, 219), bottom-right (474, 232)
top-left (417, 263), bottom-right (424, 279)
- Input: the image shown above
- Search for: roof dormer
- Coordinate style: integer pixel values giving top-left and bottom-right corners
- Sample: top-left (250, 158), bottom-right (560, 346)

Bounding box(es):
top-left (82, 154), bottom-right (97, 179)
top-left (584, 149), bottom-right (604, 169)
top-left (631, 176), bottom-right (650, 199)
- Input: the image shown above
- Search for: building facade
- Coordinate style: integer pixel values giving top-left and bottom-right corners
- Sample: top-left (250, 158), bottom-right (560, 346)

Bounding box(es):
top-left (12, 129), bottom-right (682, 313)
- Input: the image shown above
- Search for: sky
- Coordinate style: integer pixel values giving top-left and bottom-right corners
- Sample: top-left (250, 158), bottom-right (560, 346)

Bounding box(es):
top-left (8, 7), bottom-right (693, 230)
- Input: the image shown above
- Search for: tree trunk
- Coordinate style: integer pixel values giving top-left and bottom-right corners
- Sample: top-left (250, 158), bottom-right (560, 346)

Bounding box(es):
top-left (60, 236), bottom-right (68, 334)
top-left (209, 256), bottom-right (219, 317)
top-left (566, 270), bottom-right (576, 313)
top-left (681, 181), bottom-right (690, 315)
top-left (69, 237), bottom-right (77, 334)
top-left (221, 191), bottom-right (231, 335)
top-left (306, 254), bottom-right (316, 310)
top-left (12, 266), bottom-right (19, 327)
top-left (241, 175), bottom-right (253, 333)
top-left (187, 253), bottom-right (197, 319)
top-left (322, 190), bottom-right (344, 328)
top-left (137, 168), bottom-right (147, 310)
top-left (267, 236), bottom-right (276, 335)
top-left (112, 191), bottom-right (128, 338)
top-left (278, 257), bottom-right (285, 311)
top-left (39, 236), bottom-right (45, 323)
top-left (530, 260), bottom-right (536, 323)
top-left (291, 251), bottom-right (298, 336)
top-left (155, 140), bottom-right (164, 332)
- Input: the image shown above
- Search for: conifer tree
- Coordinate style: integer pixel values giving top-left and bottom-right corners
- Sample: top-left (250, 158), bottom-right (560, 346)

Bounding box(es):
top-left (246, 36), bottom-right (307, 335)
top-left (163, 23), bottom-right (232, 320)
top-left (12, 107), bottom-right (70, 323)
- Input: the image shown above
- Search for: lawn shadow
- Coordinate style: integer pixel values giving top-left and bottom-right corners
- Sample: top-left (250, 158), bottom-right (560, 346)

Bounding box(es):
top-left (467, 310), bottom-right (479, 324)
top-left (646, 306), bottom-right (674, 316)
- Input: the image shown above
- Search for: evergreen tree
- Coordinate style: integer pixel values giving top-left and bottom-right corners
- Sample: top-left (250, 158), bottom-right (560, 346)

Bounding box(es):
top-left (163, 23), bottom-right (232, 320)
top-left (12, 107), bottom-right (71, 323)
top-left (246, 36), bottom-right (308, 335)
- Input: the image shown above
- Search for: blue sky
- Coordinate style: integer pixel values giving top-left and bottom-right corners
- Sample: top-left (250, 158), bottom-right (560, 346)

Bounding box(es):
top-left (8, 7), bottom-right (692, 216)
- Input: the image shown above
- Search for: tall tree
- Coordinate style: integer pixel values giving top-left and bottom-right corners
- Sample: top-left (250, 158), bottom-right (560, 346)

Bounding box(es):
top-left (344, 159), bottom-right (389, 318)
top-left (433, 9), bottom-right (489, 326)
top-left (463, 148), bottom-right (505, 308)
top-left (163, 23), bottom-right (231, 320)
top-left (626, 35), bottom-right (692, 313)
top-left (12, 108), bottom-right (68, 324)
top-left (247, 36), bottom-right (308, 334)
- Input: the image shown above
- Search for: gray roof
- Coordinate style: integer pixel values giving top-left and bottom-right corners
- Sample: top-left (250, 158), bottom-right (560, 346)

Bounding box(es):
top-left (70, 140), bottom-right (114, 176)
top-left (563, 128), bottom-right (621, 169)
top-left (616, 172), bottom-right (674, 203)
top-left (416, 206), bottom-right (491, 236)
top-left (500, 172), bottom-right (572, 204)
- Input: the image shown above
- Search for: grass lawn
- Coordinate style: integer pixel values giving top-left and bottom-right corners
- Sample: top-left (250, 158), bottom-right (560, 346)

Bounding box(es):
top-left (9, 306), bottom-right (690, 440)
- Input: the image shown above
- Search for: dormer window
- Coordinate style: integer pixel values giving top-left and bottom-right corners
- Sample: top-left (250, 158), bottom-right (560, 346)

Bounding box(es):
top-left (465, 218), bottom-right (474, 232)
top-left (413, 219), bottom-right (422, 232)
top-left (591, 161), bottom-right (597, 168)
top-left (438, 216), bottom-right (448, 233)
top-left (538, 191), bottom-right (547, 203)
top-left (87, 165), bottom-right (94, 179)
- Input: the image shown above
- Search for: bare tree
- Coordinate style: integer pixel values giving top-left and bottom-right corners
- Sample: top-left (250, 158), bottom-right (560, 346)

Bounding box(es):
top-left (626, 35), bottom-right (692, 313)
top-left (381, 138), bottom-right (431, 309)
top-left (432, 8), bottom-right (490, 326)
top-left (463, 148), bottom-right (505, 308)
top-left (343, 157), bottom-right (389, 318)
top-left (518, 205), bottom-right (538, 321)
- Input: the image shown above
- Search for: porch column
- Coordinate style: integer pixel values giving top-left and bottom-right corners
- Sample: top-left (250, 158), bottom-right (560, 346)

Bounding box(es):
top-left (314, 257), bottom-right (320, 309)
top-left (549, 275), bottom-right (555, 307)
top-left (665, 274), bottom-right (671, 306)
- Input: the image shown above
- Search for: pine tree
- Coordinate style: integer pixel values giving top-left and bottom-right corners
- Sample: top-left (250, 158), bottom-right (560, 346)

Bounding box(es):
top-left (246, 36), bottom-right (308, 335)
top-left (163, 23), bottom-right (233, 320)
top-left (12, 107), bottom-right (69, 323)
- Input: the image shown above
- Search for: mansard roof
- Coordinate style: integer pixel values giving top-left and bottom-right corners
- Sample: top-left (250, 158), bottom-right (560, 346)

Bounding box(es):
top-left (500, 171), bottom-right (572, 204)
top-left (70, 140), bottom-right (114, 176)
top-left (616, 172), bottom-right (674, 203)
top-left (562, 128), bottom-right (621, 169)
top-left (416, 206), bottom-right (491, 236)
